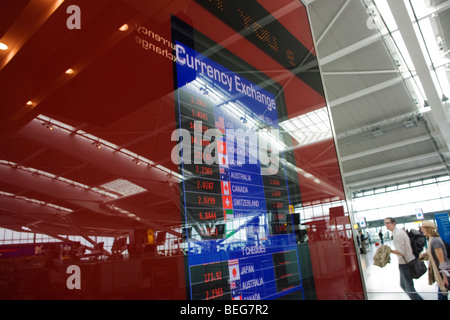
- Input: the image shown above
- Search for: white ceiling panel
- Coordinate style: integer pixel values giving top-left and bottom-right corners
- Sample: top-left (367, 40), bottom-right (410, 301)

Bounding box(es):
top-left (306, 0), bottom-right (450, 194)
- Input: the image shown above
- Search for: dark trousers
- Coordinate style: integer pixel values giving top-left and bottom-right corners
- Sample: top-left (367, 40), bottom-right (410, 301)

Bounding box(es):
top-left (399, 264), bottom-right (423, 300)
top-left (438, 285), bottom-right (448, 300)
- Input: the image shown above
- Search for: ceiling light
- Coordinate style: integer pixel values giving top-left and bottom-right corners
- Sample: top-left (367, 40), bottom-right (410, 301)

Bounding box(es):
top-left (371, 128), bottom-right (384, 137)
top-left (92, 140), bottom-right (102, 149)
top-left (100, 178), bottom-right (146, 197)
top-left (0, 190), bottom-right (74, 214)
top-left (0, 42), bottom-right (8, 50)
top-left (41, 119), bottom-right (53, 130)
top-left (404, 119), bottom-right (416, 128)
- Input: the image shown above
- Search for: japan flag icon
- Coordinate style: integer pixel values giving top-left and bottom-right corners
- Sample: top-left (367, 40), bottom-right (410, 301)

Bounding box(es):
top-left (228, 259), bottom-right (240, 282)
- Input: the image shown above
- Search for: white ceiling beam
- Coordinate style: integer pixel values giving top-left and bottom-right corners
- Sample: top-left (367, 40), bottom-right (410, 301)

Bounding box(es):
top-left (322, 69), bottom-right (401, 76)
top-left (336, 111), bottom-right (421, 139)
top-left (318, 33), bottom-right (381, 66)
top-left (340, 135), bottom-right (430, 161)
top-left (0, 162), bottom-right (116, 215)
top-left (434, 1), bottom-right (450, 15)
top-left (0, 196), bottom-right (126, 237)
top-left (17, 119), bottom-right (179, 189)
top-left (0, 195), bottom-right (70, 216)
top-left (344, 152), bottom-right (438, 177)
top-left (346, 164), bottom-right (447, 189)
top-left (315, 0), bottom-right (351, 46)
top-left (387, 0), bottom-right (450, 152)
top-left (329, 76), bottom-right (403, 107)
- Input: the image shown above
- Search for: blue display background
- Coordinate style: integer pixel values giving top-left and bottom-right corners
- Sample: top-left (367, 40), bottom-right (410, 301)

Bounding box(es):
top-left (435, 213), bottom-right (450, 245)
top-left (175, 41), bottom-right (302, 300)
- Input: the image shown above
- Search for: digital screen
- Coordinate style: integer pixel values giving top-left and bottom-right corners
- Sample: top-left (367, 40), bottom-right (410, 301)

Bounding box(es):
top-left (172, 16), bottom-right (303, 300)
top-left (194, 0), bottom-right (324, 96)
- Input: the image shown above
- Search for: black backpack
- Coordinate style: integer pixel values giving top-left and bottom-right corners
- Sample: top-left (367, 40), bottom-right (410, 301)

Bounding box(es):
top-left (407, 229), bottom-right (426, 258)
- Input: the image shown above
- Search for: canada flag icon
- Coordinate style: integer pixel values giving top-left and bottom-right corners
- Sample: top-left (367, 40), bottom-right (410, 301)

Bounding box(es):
top-left (221, 181), bottom-right (230, 196)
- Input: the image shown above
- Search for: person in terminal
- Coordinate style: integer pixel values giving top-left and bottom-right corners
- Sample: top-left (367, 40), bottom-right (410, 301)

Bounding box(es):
top-left (419, 220), bottom-right (449, 300)
top-left (358, 230), bottom-right (367, 254)
top-left (384, 217), bottom-right (423, 300)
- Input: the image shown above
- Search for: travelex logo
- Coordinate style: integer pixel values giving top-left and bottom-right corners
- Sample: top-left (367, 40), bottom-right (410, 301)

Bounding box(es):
top-left (171, 121), bottom-right (280, 176)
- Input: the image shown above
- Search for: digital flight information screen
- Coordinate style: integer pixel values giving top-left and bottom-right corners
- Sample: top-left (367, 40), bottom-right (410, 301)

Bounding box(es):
top-left (172, 16), bottom-right (303, 300)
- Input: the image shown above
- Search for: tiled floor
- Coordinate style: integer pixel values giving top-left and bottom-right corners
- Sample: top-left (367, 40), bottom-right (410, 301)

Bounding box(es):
top-left (359, 240), bottom-right (440, 300)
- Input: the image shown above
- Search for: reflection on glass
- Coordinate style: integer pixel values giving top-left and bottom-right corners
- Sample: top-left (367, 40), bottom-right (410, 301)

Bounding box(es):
top-left (0, 0), bottom-right (364, 301)
top-left (173, 16), bottom-right (304, 299)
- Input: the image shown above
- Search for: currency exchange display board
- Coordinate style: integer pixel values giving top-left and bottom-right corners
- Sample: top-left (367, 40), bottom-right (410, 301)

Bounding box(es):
top-left (172, 16), bottom-right (303, 300)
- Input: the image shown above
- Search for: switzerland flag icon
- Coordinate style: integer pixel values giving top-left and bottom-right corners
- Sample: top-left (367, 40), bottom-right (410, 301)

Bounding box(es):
top-left (222, 195), bottom-right (233, 210)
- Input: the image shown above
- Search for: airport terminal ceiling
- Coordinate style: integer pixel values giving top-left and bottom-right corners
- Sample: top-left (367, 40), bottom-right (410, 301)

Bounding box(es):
top-left (306, 0), bottom-right (450, 193)
top-left (1, 0), bottom-right (447, 300)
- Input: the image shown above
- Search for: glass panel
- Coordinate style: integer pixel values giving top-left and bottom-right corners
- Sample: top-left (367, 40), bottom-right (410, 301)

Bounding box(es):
top-left (0, 0), bottom-right (363, 300)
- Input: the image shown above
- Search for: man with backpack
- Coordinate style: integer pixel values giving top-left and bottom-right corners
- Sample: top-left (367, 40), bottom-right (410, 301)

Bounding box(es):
top-left (407, 228), bottom-right (426, 259)
top-left (384, 217), bottom-right (423, 300)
